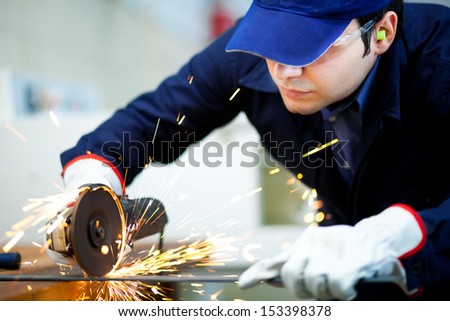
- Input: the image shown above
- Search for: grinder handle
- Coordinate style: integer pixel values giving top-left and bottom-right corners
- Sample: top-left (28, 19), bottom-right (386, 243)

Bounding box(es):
top-left (0, 252), bottom-right (21, 270)
top-left (121, 197), bottom-right (168, 242)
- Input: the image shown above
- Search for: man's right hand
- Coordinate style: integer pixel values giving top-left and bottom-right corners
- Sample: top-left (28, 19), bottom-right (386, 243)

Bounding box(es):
top-left (62, 157), bottom-right (123, 195)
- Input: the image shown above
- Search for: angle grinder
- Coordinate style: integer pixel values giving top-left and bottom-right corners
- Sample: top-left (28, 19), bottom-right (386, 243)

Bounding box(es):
top-left (46, 184), bottom-right (168, 277)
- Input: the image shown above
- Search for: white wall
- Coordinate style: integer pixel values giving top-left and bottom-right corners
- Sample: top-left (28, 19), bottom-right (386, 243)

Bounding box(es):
top-left (0, 0), bottom-right (214, 111)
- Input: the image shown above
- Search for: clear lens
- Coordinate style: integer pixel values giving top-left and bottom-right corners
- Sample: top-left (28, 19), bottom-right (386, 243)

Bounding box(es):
top-left (332, 20), bottom-right (375, 47)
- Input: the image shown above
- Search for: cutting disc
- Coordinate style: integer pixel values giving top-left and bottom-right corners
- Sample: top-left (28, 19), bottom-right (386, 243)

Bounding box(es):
top-left (69, 185), bottom-right (126, 277)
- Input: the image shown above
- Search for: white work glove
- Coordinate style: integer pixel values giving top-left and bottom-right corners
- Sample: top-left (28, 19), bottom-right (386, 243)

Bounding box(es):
top-left (239, 204), bottom-right (426, 300)
top-left (62, 157), bottom-right (123, 195)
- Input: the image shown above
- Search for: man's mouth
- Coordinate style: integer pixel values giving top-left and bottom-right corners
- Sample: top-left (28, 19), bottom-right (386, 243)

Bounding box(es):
top-left (279, 86), bottom-right (312, 99)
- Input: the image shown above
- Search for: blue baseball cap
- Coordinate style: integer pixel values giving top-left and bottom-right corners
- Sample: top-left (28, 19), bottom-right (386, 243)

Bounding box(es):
top-left (225, 0), bottom-right (393, 66)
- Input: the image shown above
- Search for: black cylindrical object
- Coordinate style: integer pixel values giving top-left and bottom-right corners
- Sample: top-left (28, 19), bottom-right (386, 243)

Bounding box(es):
top-left (0, 252), bottom-right (21, 270)
top-left (121, 196), bottom-right (168, 244)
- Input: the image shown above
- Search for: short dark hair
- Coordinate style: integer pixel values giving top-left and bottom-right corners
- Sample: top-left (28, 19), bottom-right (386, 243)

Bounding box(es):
top-left (357, 0), bottom-right (403, 56)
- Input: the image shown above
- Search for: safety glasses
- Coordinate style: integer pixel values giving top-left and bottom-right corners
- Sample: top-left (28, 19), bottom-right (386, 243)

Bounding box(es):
top-left (332, 20), bottom-right (376, 47)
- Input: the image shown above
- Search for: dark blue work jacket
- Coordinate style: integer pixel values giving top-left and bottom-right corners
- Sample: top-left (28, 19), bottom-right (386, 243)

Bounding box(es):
top-left (61, 3), bottom-right (450, 300)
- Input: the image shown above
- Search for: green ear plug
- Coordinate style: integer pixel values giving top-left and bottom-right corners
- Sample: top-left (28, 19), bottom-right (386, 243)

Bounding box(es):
top-left (377, 29), bottom-right (386, 40)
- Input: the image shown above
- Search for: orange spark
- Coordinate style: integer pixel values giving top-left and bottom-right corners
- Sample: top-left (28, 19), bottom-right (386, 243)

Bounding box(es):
top-left (269, 168), bottom-right (280, 175)
top-left (49, 110), bottom-right (60, 127)
top-left (302, 138), bottom-right (339, 158)
top-left (3, 231), bottom-right (25, 252)
top-left (229, 88), bottom-right (241, 101)
top-left (4, 122), bottom-right (27, 142)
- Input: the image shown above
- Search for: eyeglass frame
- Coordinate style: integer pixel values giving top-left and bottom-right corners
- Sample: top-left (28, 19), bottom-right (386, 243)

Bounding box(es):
top-left (332, 19), bottom-right (376, 47)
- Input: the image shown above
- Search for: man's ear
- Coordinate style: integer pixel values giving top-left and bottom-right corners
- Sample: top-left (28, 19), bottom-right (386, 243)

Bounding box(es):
top-left (372, 11), bottom-right (398, 55)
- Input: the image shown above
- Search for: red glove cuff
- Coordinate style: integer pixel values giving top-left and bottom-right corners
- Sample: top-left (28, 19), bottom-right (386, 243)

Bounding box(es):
top-left (390, 203), bottom-right (427, 259)
top-left (62, 154), bottom-right (125, 195)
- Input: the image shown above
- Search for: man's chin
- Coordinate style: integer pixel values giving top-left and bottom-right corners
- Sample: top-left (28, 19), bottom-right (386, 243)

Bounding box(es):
top-left (284, 103), bottom-right (321, 116)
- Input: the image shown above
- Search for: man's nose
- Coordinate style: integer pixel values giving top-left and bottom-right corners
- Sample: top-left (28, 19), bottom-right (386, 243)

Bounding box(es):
top-left (274, 63), bottom-right (303, 81)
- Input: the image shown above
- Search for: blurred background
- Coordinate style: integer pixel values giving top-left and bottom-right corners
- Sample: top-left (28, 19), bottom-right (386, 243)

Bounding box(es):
top-left (0, 0), bottom-right (447, 300)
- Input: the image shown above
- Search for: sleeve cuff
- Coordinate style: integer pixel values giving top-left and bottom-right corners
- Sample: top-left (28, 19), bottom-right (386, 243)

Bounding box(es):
top-left (390, 203), bottom-right (427, 259)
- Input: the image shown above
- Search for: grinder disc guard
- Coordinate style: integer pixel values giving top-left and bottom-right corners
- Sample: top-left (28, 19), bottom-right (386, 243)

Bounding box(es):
top-left (69, 186), bottom-right (126, 277)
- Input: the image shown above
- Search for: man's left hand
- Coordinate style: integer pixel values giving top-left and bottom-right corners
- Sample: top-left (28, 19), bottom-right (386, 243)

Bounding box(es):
top-left (238, 204), bottom-right (426, 300)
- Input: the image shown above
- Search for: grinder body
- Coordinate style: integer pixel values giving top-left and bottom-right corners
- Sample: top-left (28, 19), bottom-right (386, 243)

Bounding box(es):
top-left (46, 185), bottom-right (168, 276)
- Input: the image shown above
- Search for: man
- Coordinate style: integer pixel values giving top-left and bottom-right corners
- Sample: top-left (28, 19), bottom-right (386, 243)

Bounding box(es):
top-left (61, 0), bottom-right (450, 300)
